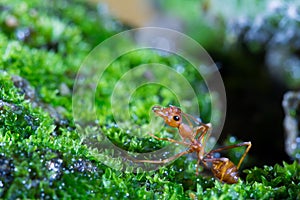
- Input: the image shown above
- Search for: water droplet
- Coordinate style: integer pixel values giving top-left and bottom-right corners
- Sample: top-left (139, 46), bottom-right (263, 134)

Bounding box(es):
top-left (175, 64), bottom-right (185, 73)
top-left (229, 136), bottom-right (236, 143)
top-left (16, 27), bottom-right (31, 41)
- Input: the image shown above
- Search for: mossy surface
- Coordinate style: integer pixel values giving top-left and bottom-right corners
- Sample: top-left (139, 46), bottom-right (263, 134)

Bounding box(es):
top-left (0, 0), bottom-right (299, 199)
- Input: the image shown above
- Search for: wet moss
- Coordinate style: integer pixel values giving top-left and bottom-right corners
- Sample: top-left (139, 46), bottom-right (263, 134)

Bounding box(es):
top-left (0, 0), bottom-right (299, 199)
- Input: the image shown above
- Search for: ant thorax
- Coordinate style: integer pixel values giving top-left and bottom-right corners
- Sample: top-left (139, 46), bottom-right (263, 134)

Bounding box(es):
top-left (178, 123), bottom-right (194, 141)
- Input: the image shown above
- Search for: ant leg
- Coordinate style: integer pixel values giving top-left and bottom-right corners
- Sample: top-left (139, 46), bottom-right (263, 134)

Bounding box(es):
top-left (207, 142), bottom-right (252, 169)
top-left (236, 142), bottom-right (251, 169)
top-left (192, 124), bottom-right (212, 158)
top-left (182, 112), bottom-right (211, 140)
top-left (134, 149), bottom-right (191, 164)
top-left (195, 123), bottom-right (211, 142)
top-left (148, 133), bottom-right (190, 146)
top-left (195, 157), bottom-right (202, 176)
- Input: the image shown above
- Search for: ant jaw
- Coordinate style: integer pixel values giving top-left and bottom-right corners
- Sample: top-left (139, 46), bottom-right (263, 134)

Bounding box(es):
top-left (152, 106), bottom-right (168, 119)
top-left (152, 105), bottom-right (162, 112)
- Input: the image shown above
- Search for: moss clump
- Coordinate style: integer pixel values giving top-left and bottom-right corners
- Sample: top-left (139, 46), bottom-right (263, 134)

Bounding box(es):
top-left (0, 0), bottom-right (299, 199)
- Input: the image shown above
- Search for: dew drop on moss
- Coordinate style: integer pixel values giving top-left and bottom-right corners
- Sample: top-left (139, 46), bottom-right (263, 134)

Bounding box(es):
top-left (15, 27), bottom-right (31, 41)
top-left (229, 136), bottom-right (236, 143)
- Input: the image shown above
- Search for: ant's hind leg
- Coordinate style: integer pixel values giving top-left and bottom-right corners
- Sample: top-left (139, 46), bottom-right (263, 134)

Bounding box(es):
top-left (195, 123), bottom-right (212, 145)
top-left (208, 142), bottom-right (252, 169)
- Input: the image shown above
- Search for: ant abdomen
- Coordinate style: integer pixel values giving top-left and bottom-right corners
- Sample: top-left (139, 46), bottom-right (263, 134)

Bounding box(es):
top-left (211, 158), bottom-right (239, 184)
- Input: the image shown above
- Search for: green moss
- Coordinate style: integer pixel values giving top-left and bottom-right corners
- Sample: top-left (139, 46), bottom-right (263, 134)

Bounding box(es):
top-left (0, 0), bottom-right (299, 199)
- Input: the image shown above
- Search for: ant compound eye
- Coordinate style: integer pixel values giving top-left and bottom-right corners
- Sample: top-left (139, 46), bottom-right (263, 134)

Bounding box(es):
top-left (173, 116), bottom-right (180, 121)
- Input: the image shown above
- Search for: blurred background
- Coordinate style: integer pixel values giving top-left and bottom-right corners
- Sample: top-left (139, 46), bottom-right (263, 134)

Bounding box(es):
top-left (93, 0), bottom-right (300, 167)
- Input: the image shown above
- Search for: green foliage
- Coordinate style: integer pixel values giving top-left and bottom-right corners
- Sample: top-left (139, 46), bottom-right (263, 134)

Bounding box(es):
top-left (94, 49), bottom-right (209, 125)
top-left (188, 161), bottom-right (300, 200)
top-left (244, 161), bottom-right (300, 199)
top-left (245, 161), bottom-right (300, 192)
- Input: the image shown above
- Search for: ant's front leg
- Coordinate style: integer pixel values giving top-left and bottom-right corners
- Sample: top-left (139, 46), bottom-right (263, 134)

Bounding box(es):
top-left (194, 123), bottom-right (211, 142)
top-left (192, 123), bottom-right (212, 157)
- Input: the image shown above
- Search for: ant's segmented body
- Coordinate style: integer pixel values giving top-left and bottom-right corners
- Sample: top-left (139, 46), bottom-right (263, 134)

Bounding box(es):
top-left (136, 105), bottom-right (251, 184)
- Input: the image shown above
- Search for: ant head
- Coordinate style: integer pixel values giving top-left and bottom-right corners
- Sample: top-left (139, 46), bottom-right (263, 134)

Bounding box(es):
top-left (152, 105), bottom-right (182, 127)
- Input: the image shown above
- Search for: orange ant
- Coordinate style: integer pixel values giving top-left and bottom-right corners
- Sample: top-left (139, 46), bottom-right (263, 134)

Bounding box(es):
top-left (136, 105), bottom-right (251, 184)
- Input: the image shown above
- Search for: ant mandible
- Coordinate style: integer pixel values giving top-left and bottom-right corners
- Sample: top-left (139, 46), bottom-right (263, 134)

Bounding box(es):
top-left (136, 105), bottom-right (252, 184)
